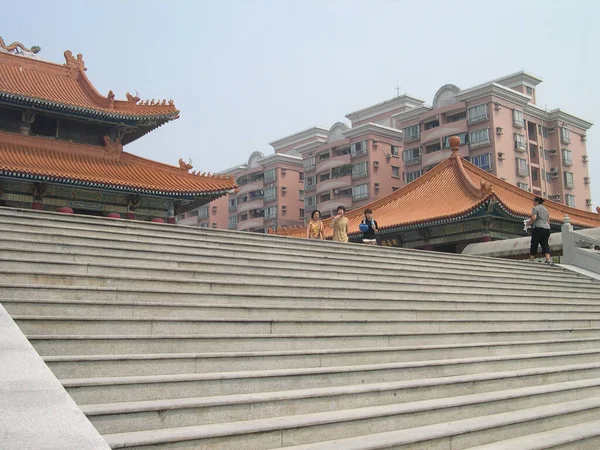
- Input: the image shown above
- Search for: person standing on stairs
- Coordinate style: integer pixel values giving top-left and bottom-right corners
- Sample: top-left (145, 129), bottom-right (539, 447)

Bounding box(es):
top-left (306, 209), bottom-right (324, 240)
top-left (360, 208), bottom-right (378, 245)
top-left (331, 206), bottom-right (349, 243)
top-left (528, 196), bottom-right (552, 264)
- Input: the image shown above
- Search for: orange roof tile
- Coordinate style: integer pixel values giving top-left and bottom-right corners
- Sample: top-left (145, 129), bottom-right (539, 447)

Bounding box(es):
top-left (275, 147), bottom-right (600, 239)
top-left (0, 48), bottom-right (179, 120)
top-left (0, 132), bottom-right (235, 197)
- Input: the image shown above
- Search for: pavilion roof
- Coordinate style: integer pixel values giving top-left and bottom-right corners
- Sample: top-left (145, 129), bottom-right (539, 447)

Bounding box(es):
top-left (274, 145), bottom-right (600, 239)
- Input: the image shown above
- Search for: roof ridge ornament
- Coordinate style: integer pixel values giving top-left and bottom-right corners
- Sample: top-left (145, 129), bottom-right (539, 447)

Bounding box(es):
top-left (449, 135), bottom-right (491, 199)
top-left (0, 36), bottom-right (41, 55)
top-left (178, 158), bottom-right (193, 172)
top-left (63, 50), bottom-right (86, 79)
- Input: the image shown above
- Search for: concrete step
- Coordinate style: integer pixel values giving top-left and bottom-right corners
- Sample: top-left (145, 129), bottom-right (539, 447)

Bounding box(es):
top-left (83, 365), bottom-right (600, 435)
top-left (62, 350), bottom-right (600, 405)
top-left (7, 298), bottom-right (600, 322)
top-left (0, 252), bottom-right (589, 292)
top-left (101, 382), bottom-right (600, 449)
top-left (27, 328), bottom-right (600, 356)
top-left (0, 241), bottom-right (590, 286)
top-left (276, 398), bottom-right (600, 450)
top-left (44, 339), bottom-right (600, 379)
top-left (465, 419), bottom-right (600, 449)
top-left (0, 215), bottom-right (576, 277)
top-left (5, 271), bottom-right (599, 299)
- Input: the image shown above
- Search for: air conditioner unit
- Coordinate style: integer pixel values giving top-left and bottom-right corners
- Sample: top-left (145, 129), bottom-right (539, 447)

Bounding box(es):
top-left (547, 149), bottom-right (557, 156)
top-left (586, 199), bottom-right (593, 206)
top-left (281, 186), bottom-right (287, 192)
top-left (374, 182), bottom-right (380, 189)
top-left (269, 183), bottom-right (274, 188)
top-left (281, 205), bottom-right (287, 210)
top-left (549, 194), bottom-right (561, 201)
top-left (547, 127), bottom-right (556, 134)
top-left (583, 155), bottom-right (589, 163)
top-left (496, 127), bottom-right (503, 135)
top-left (212, 206), bottom-right (217, 210)
top-left (550, 167), bottom-right (559, 177)
top-left (373, 161), bottom-right (379, 167)
top-left (334, 189), bottom-right (340, 194)
top-left (281, 168), bottom-right (286, 173)
top-left (386, 153), bottom-right (392, 158)
top-left (582, 135), bottom-right (587, 142)
top-left (498, 152), bottom-right (505, 160)
top-left (494, 102), bottom-right (501, 111)
top-left (584, 177), bottom-right (591, 184)
top-left (372, 140), bottom-right (379, 146)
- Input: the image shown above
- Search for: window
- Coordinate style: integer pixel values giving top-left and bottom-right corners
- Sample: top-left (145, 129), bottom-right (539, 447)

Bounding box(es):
top-left (336, 147), bottom-right (351, 156)
top-left (467, 104), bottom-right (488, 124)
top-left (350, 141), bottom-right (367, 157)
top-left (404, 169), bottom-right (423, 183)
top-left (470, 128), bottom-right (490, 148)
top-left (228, 198), bottom-right (237, 210)
top-left (236, 175), bottom-right (248, 186)
top-left (250, 172), bottom-right (264, 182)
top-left (425, 143), bottom-right (441, 154)
top-left (240, 213), bottom-right (248, 222)
top-left (517, 182), bottom-right (529, 191)
top-left (304, 156), bottom-right (316, 171)
top-left (562, 149), bottom-right (572, 166)
top-left (403, 124), bottom-right (420, 142)
top-left (264, 169), bottom-right (276, 182)
top-left (564, 171), bottom-right (574, 188)
top-left (198, 205), bottom-right (209, 220)
top-left (264, 186), bottom-right (276, 201)
top-left (249, 189), bottom-right (264, 200)
top-left (299, 208), bottom-right (305, 219)
top-left (318, 151), bottom-right (330, 161)
top-left (320, 193), bottom-right (331, 202)
top-left (515, 133), bottom-right (526, 151)
top-left (305, 195), bottom-right (316, 208)
top-left (391, 145), bottom-right (399, 157)
top-left (331, 164), bottom-right (352, 178)
top-left (211, 223), bottom-right (217, 229)
top-left (470, 153), bottom-right (492, 171)
top-left (513, 110), bottom-right (524, 127)
top-left (299, 172), bottom-right (304, 181)
top-left (526, 86), bottom-right (534, 95)
top-left (351, 161), bottom-right (368, 179)
top-left (566, 194), bottom-right (576, 207)
top-left (392, 166), bottom-right (400, 178)
top-left (304, 175), bottom-right (317, 190)
top-left (561, 127), bottom-right (571, 144)
top-left (442, 133), bottom-right (468, 148)
top-left (516, 158), bottom-right (529, 177)
top-left (532, 169), bottom-right (539, 182)
top-left (352, 183), bottom-right (368, 200)
top-left (299, 190), bottom-right (304, 201)
top-left (319, 172), bottom-right (330, 182)
top-left (264, 206), bottom-right (277, 219)
top-left (446, 111), bottom-right (466, 123)
top-left (424, 119), bottom-right (439, 130)
top-left (545, 172), bottom-right (553, 183)
top-left (403, 147), bottom-right (421, 165)
top-left (542, 126), bottom-right (548, 138)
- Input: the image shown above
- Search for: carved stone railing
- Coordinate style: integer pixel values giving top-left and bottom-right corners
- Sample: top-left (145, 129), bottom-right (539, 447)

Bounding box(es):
top-left (561, 215), bottom-right (600, 274)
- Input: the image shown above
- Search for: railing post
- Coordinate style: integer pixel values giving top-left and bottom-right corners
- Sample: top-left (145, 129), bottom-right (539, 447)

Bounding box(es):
top-left (561, 215), bottom-right (574, 264)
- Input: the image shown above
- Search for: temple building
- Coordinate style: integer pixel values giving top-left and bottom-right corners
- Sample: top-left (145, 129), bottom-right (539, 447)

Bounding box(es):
top-left (0, 37), bottom-right (235, 221)
top-left (274, 137), bottom-right (600, 253)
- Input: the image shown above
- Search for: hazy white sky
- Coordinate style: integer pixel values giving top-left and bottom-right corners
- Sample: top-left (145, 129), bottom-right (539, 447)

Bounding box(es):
top-left (3, 0), bottom-right (599, 207)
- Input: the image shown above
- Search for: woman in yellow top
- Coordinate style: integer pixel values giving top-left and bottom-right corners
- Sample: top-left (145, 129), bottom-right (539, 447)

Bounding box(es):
top-left (306, 210), bottom-right (324, 240)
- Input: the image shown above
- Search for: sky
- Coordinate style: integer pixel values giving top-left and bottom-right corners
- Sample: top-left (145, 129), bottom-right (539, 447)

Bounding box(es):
top-left (2, 0), bottom-right (599, 208)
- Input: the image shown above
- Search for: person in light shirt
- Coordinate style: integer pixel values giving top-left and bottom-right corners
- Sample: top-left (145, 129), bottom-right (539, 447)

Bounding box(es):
top-left (527, 196), bottom-right (552, 264)
top-left (330, 206), bottom-right (349, 243)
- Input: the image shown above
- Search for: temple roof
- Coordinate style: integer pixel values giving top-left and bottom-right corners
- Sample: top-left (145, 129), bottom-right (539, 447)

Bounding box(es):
top-left (275, 143), bottom-right (600, 239)
top-left (0, 39), bottom-right (179, 125)
top-left (0, 131), bottom-right (236, 198)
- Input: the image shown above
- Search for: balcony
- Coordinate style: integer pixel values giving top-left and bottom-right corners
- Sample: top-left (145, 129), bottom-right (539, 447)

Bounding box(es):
top-left (319, 198), bottom-right (352, 214)
top-left (420, 122), bottom-right (466, 145)
top-left (316, 175), bottom-right (351, 195)
top-left (237, 198), bottom-right (264, 214)
top-left (404, 156), bottom-right (422, 167)
top-left (237, 218), bottom-right (264, 231)
top-left (236, 179), bottom-right (263, 196)
top-left (316, 153), bottom-right (351, 173)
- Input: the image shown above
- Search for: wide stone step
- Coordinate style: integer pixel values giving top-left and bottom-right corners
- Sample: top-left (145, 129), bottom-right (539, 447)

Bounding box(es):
top-left (276, 398), bottom-right (600, 450)
top-left (83, 365), bottom-right (600, 435)
top-left (15, 315), bottom-right (600, 338)
top-left (465, 419), bottom-right (600, 449)
top-left (0, 219), bottom-right (571, 277)
top-left (102, 381), bottom-right (600, 449)
top-left (44, 339), bottom-right (600, 378)
top-left (0, 243), bottom-right (589, 286)
top-left (5, 271), bottom-right (599, 299)
top-left (62, 351), bottom-right (600, 404)
top-left (7, 298), bottom-right (600, 322)
top-left (28, 328), bottom-right (600, 356)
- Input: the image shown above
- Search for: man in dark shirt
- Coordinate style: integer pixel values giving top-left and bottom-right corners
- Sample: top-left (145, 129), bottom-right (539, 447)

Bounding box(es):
top-left (361, 208), bottom-right (378, 245)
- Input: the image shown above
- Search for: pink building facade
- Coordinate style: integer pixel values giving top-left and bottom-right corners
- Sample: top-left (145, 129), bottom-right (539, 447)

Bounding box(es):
top-left (389, 72), bottom-right (593, 211)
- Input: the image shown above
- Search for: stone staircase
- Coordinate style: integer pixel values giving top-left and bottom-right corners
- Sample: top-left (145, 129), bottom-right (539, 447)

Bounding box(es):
top-left (2, 206), bottom-right (600, 449)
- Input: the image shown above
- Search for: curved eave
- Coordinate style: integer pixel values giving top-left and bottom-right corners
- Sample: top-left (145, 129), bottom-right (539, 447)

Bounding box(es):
top-left (0, 170), bottom-right (232, 199)
top-left (492, 202), bottom-right (588, 229)
top-left (0, 92), bottom-right (179, 124)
